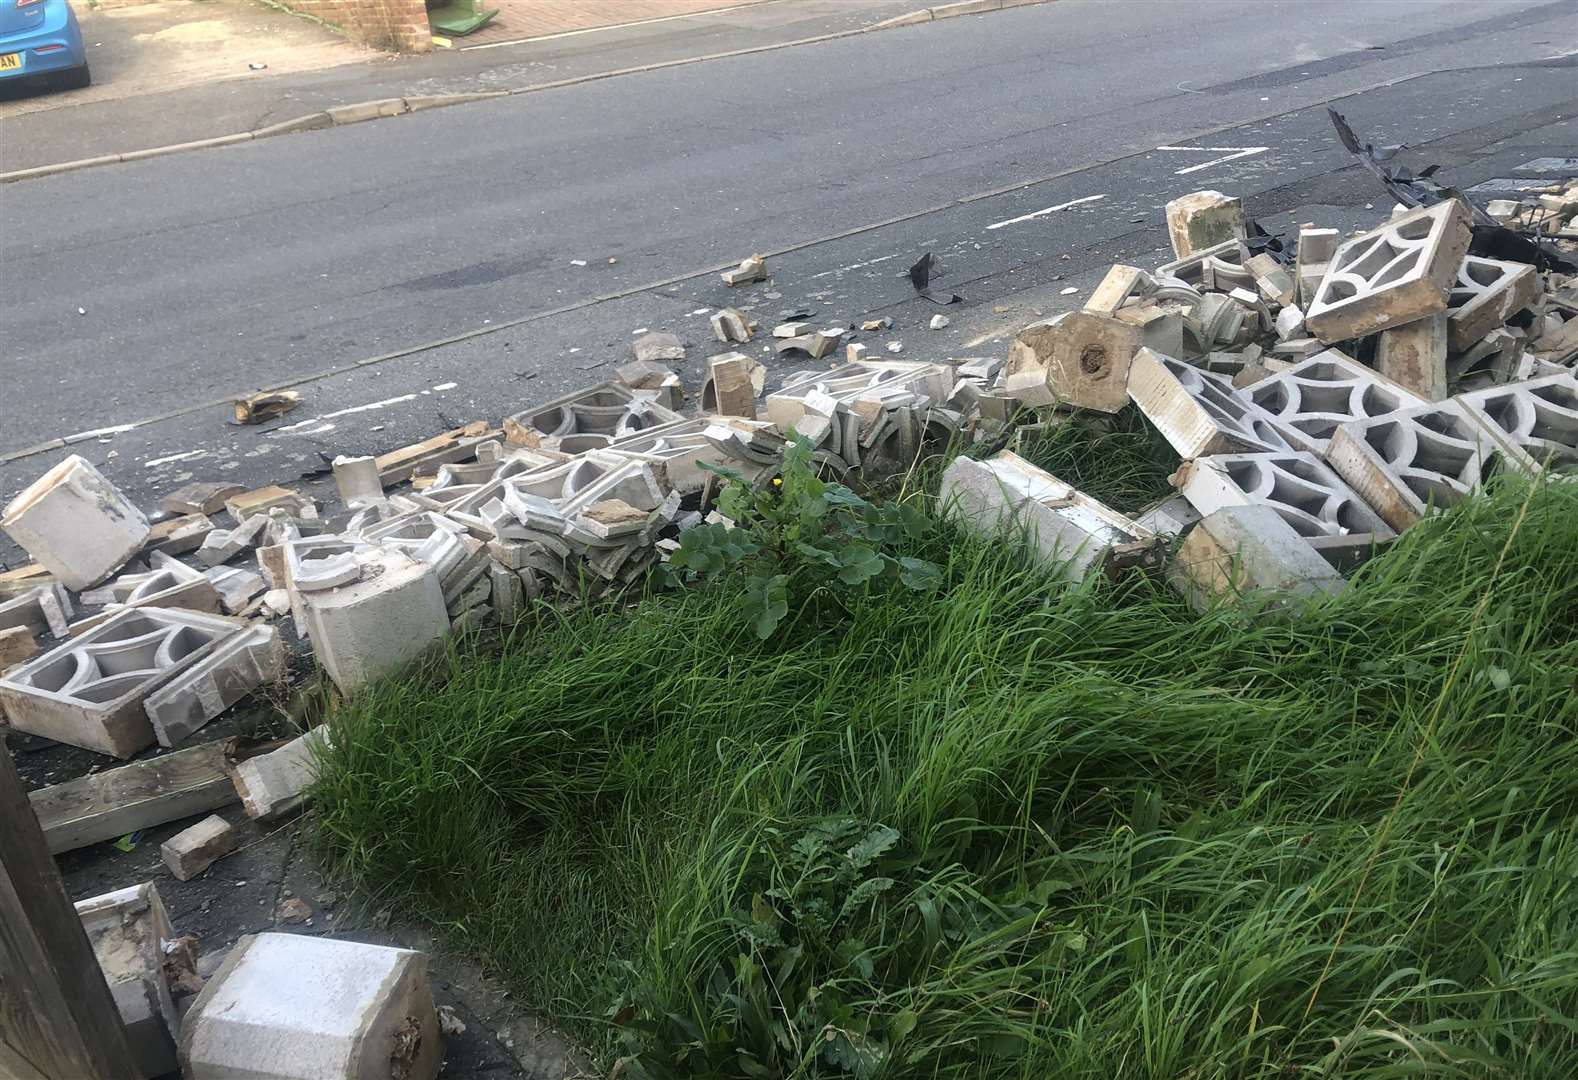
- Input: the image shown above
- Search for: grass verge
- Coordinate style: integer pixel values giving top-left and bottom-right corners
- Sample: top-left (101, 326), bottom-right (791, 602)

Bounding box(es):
top-left (312, 424), bottom-right (1578, 1077)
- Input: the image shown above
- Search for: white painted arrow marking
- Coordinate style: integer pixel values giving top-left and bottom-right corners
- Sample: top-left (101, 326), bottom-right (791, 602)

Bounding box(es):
top-left (1155, 145), bottom-right (1270, 174)
top-left (985, 193), bottom-right (1107, 231)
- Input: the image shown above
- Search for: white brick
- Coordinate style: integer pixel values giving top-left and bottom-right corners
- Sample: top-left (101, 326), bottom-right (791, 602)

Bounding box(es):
top-left (160, 814), bottom-right (239, 881)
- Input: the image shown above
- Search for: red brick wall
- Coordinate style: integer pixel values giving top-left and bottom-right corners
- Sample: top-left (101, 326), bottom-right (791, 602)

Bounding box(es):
top-left (281, 0), bottom-right (433, 54)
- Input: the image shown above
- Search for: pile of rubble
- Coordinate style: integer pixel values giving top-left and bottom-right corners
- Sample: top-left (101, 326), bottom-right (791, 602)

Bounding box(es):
top-left (946, 182), bottom-right (1577, 606)
top-left (3, 174), bottom-right (1574, 1080)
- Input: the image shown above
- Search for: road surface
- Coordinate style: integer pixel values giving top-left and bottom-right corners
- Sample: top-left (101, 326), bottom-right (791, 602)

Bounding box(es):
top-left (1, 0), bottom-right (1575, 518)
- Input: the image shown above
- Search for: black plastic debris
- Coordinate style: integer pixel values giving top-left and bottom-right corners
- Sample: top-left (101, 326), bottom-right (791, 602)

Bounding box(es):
top-left (909, 252), bottom-right (962, 305)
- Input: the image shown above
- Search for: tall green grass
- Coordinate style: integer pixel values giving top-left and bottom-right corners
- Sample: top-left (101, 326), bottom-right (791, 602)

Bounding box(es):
top-left (313, 432), bottom-right (1578, 1076)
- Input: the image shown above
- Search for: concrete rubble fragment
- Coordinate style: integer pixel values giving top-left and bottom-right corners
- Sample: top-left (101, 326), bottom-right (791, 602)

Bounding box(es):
top-left (721, 253), bottom-right (768, 286)
top-left (179, 932), bottom-right (441, 1080)
top-left (1169, 504), bottom-right (1347, 612)
top-left (161, 814), bottom-right (240, 881)
top-left (76, 882), bottom-right (183, 1079)
top-left (230, 724), bottom-right (331, 821)
top-left (1004, 311), bottom-right (1142, 413)
top-left (1165, 190), bottom-right (1247, 259)
top-left (632, 331), bottom-right (686, 365)
top-left (710, 307), bottom-right (752, 343)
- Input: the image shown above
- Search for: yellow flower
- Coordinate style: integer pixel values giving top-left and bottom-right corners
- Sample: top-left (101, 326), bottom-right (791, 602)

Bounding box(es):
top-left (772, 478), bottom-right (783, 486)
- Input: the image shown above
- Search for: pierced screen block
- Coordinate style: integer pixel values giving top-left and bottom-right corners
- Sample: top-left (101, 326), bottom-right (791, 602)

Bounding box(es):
top-left (1240, 350), bottom-right (1425, 454)
top-left (1304, 201), bottom-right (1472, 342)
top-left (1457, 373), bottom-right (1578, 473)
top-left (1176, 452), bottom-right (1394, 539)
top-left (1324, 400), bottom-right (1508, 532)
top-left (1127, 348), bottom-right (1300, 459)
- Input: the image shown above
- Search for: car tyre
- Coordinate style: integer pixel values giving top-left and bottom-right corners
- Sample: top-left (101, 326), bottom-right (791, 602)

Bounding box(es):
top-left (59, 62), bottom-right (90, 90)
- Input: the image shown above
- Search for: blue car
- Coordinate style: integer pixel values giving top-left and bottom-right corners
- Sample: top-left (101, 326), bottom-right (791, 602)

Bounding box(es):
top-left (0, 0), bottom-right (89, 90)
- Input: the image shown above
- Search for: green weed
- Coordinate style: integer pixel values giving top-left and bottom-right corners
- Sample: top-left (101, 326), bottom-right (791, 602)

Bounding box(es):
top-left (312, 420), bottom-right (1578, 1077)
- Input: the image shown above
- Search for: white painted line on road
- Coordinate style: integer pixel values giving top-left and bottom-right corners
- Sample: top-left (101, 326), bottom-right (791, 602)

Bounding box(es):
top-left (810, 253), bottom-right (902, 279)
top-left (1155, 145), bottom-right (1270, 174)
top-left (144, 449), bottom-right (207, 469)
top-left (985, 194), bottom-right (1106, 231)
top-left (62, 424), bottom-right (135, 445)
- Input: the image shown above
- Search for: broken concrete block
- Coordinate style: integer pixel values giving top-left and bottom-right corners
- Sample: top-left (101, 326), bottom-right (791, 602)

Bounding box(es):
top-left (1274, 304), bottom-right (1305, 341)
top-left (1456, 372), bottom-right (1578, 472)
top-left (204, 566), bottom-right (266, 615)
top-left (1324, 400), bottom-right (1507, 532)
top-left (1304, 201), bottom-right (1472, 342)
top-left (1004, 311), bottom-right (1143, 413)
top-left (0, 582), bottom-right (72, 639)
top-left (939, 452), bottom-right (1153, 583)
top-left (1157, 239), bottom-right (1253, 293)
top-left (612, 359), bottom-right (685, 411)
top-left (1168, 504), bottom-right (1346, 612)
top-left (225, 485), bottom-right (317, 525)
top-left (231, 725), bottom-right (330, 821)
top-left (179, 932), bottom-right (440, 1080)
top-left (161, 481), bottom-right (244, 516)
top-left (332, 455), bottom-right (385, 509)
top-left (145, 513), bottom-right (214, 557)
top-left (504, 382), bottom-right (683, 451)
top-left (1296, 226), bottom-right (1338, 307)
top-left (1126, 348), bottom-right (1298, 458)
top-left (1239, 349), bottom-right (1426, 455)
top-left (773, 321), bottom-right (808, 338)
top-left (1132, 493), bottom-right (1201, 539)
top-left (704, 352), bottom-right (765, 419)
top-left (0, 624), bottom-right (38, 672)
top-left (1084, 264), bottom-right (1154, 316)
top-left (1112, 303), bottom-right (1186, 359)
top-left (1445, 256), bottom-right (1540, 352)
top-left (1165, 191), bottom-right (1247, 259)
top-left (720, 254), bottom-right (768, 287)
top-left (300, 549), bottom-right (449, 692)
top-left (1245, 253), bottom-right (1297, 308)
top-left (929, 314), bottom-right (950, 330)
top-left (76, 882), bottom-right (181, 1079)
top-left (2, 455), bottom-right (151, 591)
top-left (0, 607), bottom-right (255, 758)
top-left (632, 331), bottom-right (686, 365)
top-left (710, 308), bottom-right (752, 343)
top-left (196, 513), bottom-right (269, 568)
top-left (846, 342), bottom-right (869, 363)
top-left (1172, 451), bottom-right (1394, 539)
top-left (144, 624), bottom-right (283, 747)
top-left (161, 814), bottom-right (239, 881)
top-left (1375, 312), bottom-right (1450, 401)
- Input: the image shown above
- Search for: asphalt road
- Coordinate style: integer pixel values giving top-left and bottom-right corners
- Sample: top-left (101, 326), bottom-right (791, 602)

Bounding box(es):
top-left (1, 0), bottom-right (1576, 520)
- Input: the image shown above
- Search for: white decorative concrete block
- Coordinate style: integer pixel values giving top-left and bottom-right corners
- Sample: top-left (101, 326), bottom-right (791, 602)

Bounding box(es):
top-left (1, 455), bottom-right (151, 590)
top-left (0, 607), bottom-right (249, 757)
top-left (144, 623), bottom-right (284, 747)
top-left (1324, 400), bottom-right (1507, 532)
top-left (1445, 255), bottom-right (1540, 352)
top-left (1456, 372), bottom-right (1578, 473)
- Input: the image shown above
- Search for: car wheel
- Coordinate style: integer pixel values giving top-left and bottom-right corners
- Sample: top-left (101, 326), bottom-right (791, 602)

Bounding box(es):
top-left (59, 62), bottom-right (90, 90)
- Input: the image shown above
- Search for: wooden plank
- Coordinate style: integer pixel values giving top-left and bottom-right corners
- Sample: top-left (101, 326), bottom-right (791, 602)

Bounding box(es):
top-left (0, 745), bottom-right (139, 1078)
top-left (375, 422), bottom-right (495, 486)
top-left (29, 741), bottom-right (238, 855)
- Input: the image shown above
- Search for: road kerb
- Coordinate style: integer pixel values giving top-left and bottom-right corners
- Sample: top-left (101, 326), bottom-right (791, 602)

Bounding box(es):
top-left (119, 133), bottom-right (255, 163)
top-left (872, 0), bottom-right (1048, 31)
top-left (250, 112), bottom-right (334, 138)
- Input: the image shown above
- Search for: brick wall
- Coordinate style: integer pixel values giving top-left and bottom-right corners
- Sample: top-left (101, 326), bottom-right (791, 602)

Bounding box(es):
top-left (279, 0), bottom-right (433, 54)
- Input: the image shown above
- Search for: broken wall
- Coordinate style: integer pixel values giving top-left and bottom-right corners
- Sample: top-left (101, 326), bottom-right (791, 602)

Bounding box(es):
top-left (278, 0), bottom-right (432, 53)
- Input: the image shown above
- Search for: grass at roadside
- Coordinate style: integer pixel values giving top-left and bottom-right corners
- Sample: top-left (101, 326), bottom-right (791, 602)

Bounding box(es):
top-left (312, 422), bottom-right (1578, 1077)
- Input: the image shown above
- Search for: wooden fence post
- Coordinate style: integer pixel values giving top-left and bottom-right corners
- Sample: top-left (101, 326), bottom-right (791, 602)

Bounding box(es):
top-left (0, 743), bottom-right (138, 1080)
